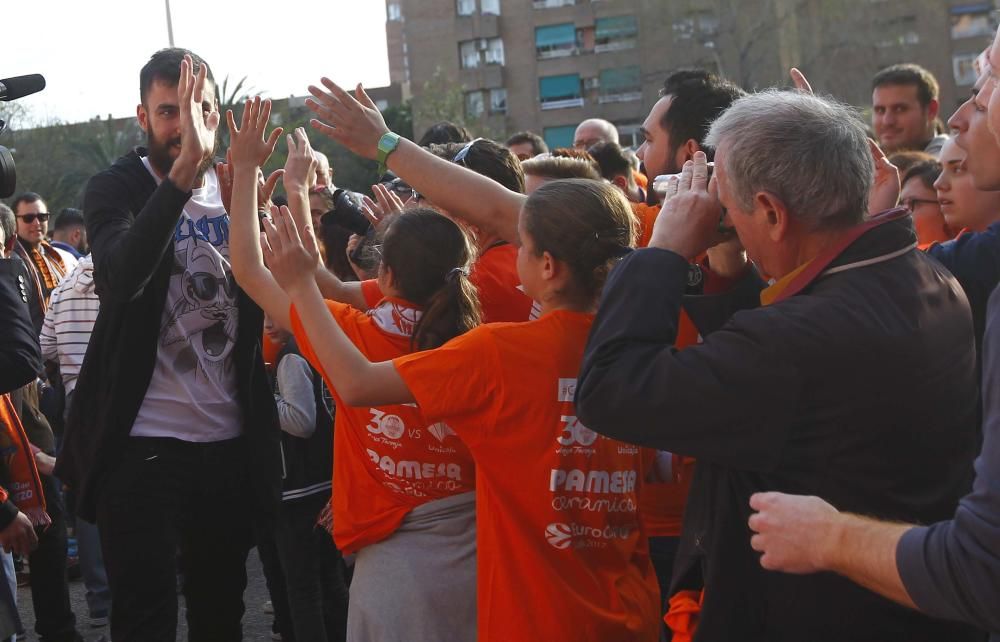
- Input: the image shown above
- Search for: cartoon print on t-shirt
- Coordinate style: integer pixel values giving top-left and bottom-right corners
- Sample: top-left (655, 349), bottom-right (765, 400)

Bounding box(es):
top-left (160, 220), bottom-right (237, 384)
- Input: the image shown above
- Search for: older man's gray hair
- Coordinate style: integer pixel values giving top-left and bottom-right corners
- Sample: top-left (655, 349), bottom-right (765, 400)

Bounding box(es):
top-left (705, 90), bottom-right (874, 229)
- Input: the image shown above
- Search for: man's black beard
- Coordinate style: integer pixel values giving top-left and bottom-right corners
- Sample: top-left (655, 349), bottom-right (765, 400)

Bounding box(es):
top-left (147, 129), bottom-right (217, 182)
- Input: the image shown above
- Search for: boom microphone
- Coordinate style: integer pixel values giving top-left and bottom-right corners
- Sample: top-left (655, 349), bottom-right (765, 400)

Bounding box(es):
top-left (0, 74), bottom-right (45, 102)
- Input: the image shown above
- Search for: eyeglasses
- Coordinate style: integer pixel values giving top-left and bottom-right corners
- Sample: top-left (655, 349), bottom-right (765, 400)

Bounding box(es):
top-left (901, 198), bottom-right (939, 210)
top-left (16, 213), bottom-right (50, 224)
top-left (452, 138), bottom-right (485, 166)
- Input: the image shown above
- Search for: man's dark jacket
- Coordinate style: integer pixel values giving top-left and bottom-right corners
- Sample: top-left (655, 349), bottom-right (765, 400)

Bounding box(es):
top-left (55, 148), bottom-right (281, 522)
top-left (577, 215), bottom-right (981, 641)
top-left (0, 257), bottom-right (42, 395)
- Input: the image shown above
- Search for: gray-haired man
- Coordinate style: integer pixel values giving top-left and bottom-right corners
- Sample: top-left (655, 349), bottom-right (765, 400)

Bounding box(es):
top-left (577, 91), bottom-right (980, 641)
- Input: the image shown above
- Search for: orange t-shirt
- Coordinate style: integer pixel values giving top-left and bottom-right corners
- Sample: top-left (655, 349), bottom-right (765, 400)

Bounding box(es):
top-left (631, 202), bottom-right (660, 249)
top-left (470, 242), bottom-right (537, 322)
top-left (360, 243), bottom-right (538, 323)
top-left (291, 297), bottom-right (476, 555)
top-left (394, 310), bottom-right (660, 642)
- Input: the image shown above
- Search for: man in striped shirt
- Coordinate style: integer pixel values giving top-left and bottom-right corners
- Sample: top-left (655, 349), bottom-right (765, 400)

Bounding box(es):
top-left (38, 255), bottom-right (111, 628)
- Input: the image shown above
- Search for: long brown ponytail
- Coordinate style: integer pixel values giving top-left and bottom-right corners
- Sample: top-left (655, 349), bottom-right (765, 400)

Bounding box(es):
top-left (379, 208), bottom-right (481, 350)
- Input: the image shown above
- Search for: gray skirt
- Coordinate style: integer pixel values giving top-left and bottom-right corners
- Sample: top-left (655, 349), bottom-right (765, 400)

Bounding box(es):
top-left (347, 491), bottom-right (477, 642)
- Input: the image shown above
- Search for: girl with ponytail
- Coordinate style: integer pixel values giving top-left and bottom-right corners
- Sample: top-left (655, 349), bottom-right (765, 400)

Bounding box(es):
top-left (225, 98), bottom-right (480, 641)
top-left (268, 78), bottom-right (661, 642)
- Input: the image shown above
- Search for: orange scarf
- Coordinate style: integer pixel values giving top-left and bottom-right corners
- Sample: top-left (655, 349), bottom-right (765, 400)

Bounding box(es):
top-left (0, 395), bottom-right (47, 525)
top-left (30, 241), bottom-right (67, 293)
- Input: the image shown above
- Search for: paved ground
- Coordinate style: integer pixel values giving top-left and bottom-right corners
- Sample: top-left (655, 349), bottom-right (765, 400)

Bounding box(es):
top-left (16, 549), bottom-right (276, 641)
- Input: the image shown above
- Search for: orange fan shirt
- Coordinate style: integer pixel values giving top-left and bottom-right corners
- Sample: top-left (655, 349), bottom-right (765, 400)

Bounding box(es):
top-left (394, 310), bottom-right (660, 642)
top-left (469, 242), bottom-right (537, 322)
top-left (631, 202), bottom-right (660, 249)
top-left (290, 297), bottom-right (476, 555)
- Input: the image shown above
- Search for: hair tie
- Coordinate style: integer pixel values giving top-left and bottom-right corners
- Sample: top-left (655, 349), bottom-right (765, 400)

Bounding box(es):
top-left (447, 266), bottom-right (469, 281)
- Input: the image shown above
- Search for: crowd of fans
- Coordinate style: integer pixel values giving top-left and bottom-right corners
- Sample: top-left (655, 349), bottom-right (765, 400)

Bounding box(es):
top-left (1, 29), bottom-right (1000, 642)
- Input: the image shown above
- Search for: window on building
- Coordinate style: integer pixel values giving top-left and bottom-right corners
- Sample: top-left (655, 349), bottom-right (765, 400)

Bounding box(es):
top-left (489, 88), bottom-right (508, 114)
top-left (539, 73), bottom-right (583, 109)
top-left (954, 52), bottom-right (980, 86)
top-left (875, 15), bottom-right (919, 48)
top-left (673, 10), bottom-right (717, 40)
top-left (543, 125), bottom-right (577, 149)
top-left (466, 91), bottom-right (485, 119)
top-left (387, 1), bottom-right (403, 20)
top-left (485, 37), bottom-right (506, 65)
top-left (460, 40), bottom-right (481, 68)
top-left (534, 0), bottom-right (576, 8)
top-left (457, 0), bottom-right (476, 16)
top-left (481, 0), bottom-right (501, 15)
top-left (598, 66), bottom-right (642, 103)
top-left (951, 4), bottom-right (994, 39)
top-left (595, 15), bottom-right (638, 52)
top-left (459, 37), bottom-right (505, 68)
top-left (376, 99), bottom-right (390, 111)
top-left (536, 23), bottom-right (578, 58)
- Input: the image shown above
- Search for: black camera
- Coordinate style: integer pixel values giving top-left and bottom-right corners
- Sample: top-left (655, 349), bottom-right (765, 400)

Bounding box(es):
top-left (0, 120), bottom-right (15, 199)
top-left (0, 74), bottom-right (47, 198)
top-left (321, 188), bottom-right (371, 237)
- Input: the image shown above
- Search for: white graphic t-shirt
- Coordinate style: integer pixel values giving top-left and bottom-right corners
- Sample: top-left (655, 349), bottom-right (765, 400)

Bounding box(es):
top-left (130, 158), bottom-right (242, 441)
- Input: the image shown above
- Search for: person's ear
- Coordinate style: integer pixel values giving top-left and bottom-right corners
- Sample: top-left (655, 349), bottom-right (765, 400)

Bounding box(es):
top-left (927, 98), bottom-right (940, 121)
top-left (673, 139), bottom-right (700, 169)
top-left (755, 191), bottom-right (792, 243)
top-left (612, 175), bottom-right (629, 192)
top-left (136, 103), bottom-right (149, 133)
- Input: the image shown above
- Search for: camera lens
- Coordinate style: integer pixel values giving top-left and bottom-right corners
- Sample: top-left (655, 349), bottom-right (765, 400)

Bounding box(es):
top-left (0, 146), bottom-right (16, 199)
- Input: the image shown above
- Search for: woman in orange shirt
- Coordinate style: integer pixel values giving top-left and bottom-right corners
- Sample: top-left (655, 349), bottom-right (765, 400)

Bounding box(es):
top-left (226, 99), bottom-right (481, 641)
top-left (263, 166), bottom-right (660, 640)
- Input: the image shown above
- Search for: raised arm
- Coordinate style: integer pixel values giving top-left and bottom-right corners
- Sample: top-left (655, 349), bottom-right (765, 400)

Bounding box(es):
top-left (262, 206), bottom-right (413, 407)
top-left (306, 79), bottom-right (525, 245)
top-left (281, 128), bottom-right (369, 309)
top-left (88, 56), bottom-right (218, 302)
top-left (226, 97), bottom-right (291, 330)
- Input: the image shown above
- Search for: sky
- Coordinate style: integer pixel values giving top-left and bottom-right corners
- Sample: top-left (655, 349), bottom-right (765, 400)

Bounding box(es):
top-left (4, 0), bottom-right (391, 127)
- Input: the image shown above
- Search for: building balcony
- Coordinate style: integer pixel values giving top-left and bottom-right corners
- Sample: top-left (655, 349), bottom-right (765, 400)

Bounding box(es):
top-left (533, 0), bottom-right (576, 8)
top-left (598, 91), bottom-right (642, 104)
top-left (540, 97), bottom-right (585, 110)
top-left (593, 38), bottom-right (637, 53)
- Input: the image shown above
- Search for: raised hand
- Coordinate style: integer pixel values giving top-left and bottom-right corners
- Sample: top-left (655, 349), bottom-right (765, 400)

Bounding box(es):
top-left (283, 127), bottom-right (318, 193)
top-left (226, 96), bottom-right (283, 171)
top-left (262, 205), bottom-right (321, 294)
top-left (306, 79), bottom-right (390, 160)
top-left (648, 151), bottom-right (727, 259)
top-left (361, 182), bottom-right (405, 228)
top-left (169, 54), bottom-right (221, 190)
top-left (867, 138), bottom-right (900, 216)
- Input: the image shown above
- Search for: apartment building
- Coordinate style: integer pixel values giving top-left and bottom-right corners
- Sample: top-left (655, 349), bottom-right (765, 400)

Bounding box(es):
top-left (385, 0), bottom-right (997, 148)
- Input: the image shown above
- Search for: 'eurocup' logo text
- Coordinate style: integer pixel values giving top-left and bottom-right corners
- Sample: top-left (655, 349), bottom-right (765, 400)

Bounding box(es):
top-left (545, 523), bottom-right (575, 549)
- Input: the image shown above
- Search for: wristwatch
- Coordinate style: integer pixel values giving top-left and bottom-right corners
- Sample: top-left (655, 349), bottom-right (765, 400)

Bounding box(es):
top-left (376, 132), bottom-right (401, 178)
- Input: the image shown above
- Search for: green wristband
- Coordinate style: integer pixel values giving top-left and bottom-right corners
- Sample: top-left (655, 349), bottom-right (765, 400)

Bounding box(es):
top-left (376, 132), bottom-right (401, 178)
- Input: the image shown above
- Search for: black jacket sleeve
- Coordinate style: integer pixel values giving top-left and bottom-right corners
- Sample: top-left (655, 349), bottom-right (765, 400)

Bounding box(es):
top-left (576, 248), bottom-right (801, 472)
top-left (0, 499), bottom-right (19, 531)
top-left (84, 169), bottom-right (191, 303)
top-left (0, 258), bottom-right (42, 395)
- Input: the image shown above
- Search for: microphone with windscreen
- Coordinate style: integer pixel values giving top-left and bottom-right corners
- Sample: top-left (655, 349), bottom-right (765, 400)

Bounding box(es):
top-left (0, 74), bottom-right (46, 102)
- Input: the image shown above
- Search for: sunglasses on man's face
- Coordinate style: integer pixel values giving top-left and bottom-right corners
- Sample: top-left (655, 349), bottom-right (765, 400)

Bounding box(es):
top-left (16, 214), bottom-right (50, 224)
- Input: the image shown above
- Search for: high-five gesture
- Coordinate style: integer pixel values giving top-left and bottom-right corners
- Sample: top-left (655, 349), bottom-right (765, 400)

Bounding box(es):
top-left (306, 79), bottom-right (389, 159)
top-left (168, 54), bottom-right (221, 191)
top-left (227, 97), bottom-right (283, 172)
top-left (283, 127), bottom-right (318, 193)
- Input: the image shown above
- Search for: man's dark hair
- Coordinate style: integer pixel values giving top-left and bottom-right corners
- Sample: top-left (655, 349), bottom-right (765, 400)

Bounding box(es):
top-left (587, 141), bottom-right (632, 182)
top-left (505, 131), bottom-right (548, 156)
top-left (872, 64), bottom-right (939, 108)
top-left (902, 159), bottom-right (942, 191)
top-left (54, 208), bottom-right (85, 232)
top-left (10, 192), bottom-right (42, 213)
top-left (417, 121), bottom-right (472, 147)
top-left (429, 139), bottom-right (525, 193)
top-left (140, 48), bottom-right (215, 106)
top-left (660, 69), bottom-right (745, 160)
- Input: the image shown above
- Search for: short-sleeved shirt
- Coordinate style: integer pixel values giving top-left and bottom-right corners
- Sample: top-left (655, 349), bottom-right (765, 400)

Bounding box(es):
top-left (394, 310), bottom-right (659, 641)
top-left (291, 297), bottom-right (476, 554)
